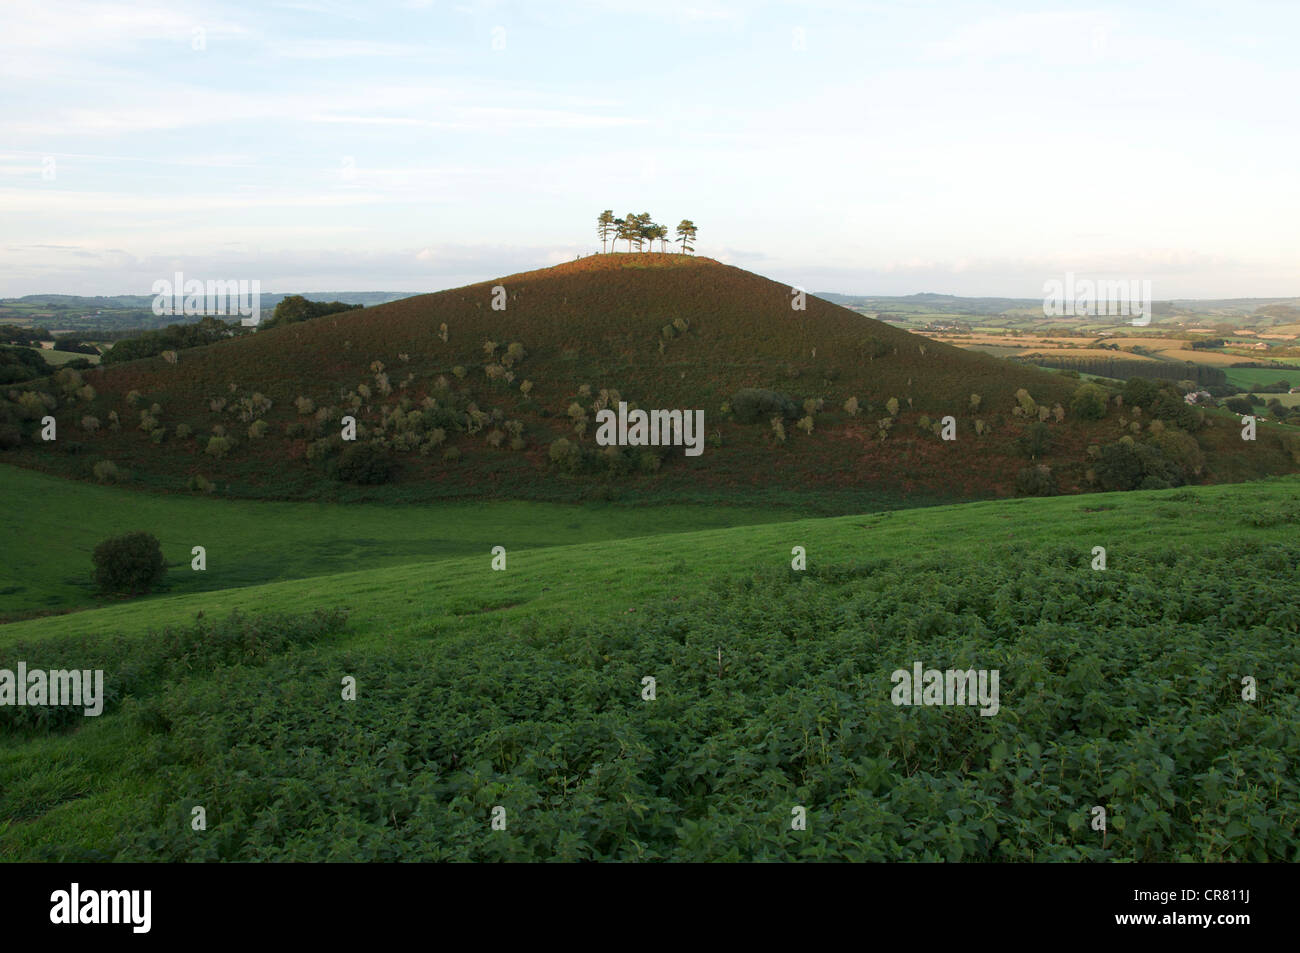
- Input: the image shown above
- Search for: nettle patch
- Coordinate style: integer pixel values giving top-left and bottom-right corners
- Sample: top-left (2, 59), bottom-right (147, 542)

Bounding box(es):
top-left (37, 540), bottom-right (1297, 863)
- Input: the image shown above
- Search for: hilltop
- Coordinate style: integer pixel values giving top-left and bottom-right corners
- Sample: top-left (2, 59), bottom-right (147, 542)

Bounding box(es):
top-left (2, 253), bottom-right (1297, 506)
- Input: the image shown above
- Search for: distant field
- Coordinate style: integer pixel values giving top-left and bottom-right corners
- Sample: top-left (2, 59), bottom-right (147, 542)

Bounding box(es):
top-left (15, 346), bottom-right (99, 366)
top-left (1225, 366), bottom-right (1298, 390)
top-left (1021, 348), bottom-right (1159, 361)
top-left (1155, 348), bottom-right (1243, 366)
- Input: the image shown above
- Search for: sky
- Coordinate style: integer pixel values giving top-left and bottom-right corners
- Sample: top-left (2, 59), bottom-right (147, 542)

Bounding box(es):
top-left (2, 0), bottom-right (1298, 299)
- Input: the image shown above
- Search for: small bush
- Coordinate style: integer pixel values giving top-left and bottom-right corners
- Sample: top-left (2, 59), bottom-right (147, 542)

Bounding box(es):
top-left (334, 442), bottom-right (396, 484)
top-left (92, 531), bottom-right (165, 595)
top-left (1017, 421), bottom-right (1052, 460)
top-left (549, 437), bottom-right (579, 470)
top-left (1015, 464), bottom-right (1058, 497)
top-left (206, 436), bottom-right (233, 458)
top-left (731, 389), bottom-right (799, 425)
top-left (92, 460), bottom-right (120, 483)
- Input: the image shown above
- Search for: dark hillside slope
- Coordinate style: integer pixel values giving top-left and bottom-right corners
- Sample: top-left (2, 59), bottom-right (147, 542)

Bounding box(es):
top-left (4, 254), bottom-right (1296, 505)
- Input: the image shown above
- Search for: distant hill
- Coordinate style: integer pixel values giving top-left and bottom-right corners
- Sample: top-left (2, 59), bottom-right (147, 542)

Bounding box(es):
top-left (4, 254), bottom-right (1296, 507)
top-left (0, 292), bottom-right (416, 339)
top-left (5, 291), bottom-right (413, 308)
top-left (815, 292), bottom-right (1042, 315)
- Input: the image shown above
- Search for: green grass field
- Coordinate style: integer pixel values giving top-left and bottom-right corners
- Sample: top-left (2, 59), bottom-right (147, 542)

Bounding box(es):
top-left (0, 465), bottom-right (804, 620)
top-left (1224, 366), bottom-right (1297, 390)
top-left (3, 473), bottom-right (1298, 861)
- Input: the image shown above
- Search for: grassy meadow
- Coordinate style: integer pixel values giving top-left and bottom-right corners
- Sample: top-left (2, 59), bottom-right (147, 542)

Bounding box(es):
top-left (0, 465), bottom-right (802, 621)
top-left (3, 472), bottom-right (1297, 861)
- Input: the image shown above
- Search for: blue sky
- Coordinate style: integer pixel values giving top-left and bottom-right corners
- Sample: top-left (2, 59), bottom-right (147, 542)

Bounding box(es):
top-left (2, 0), bottom-right (1298, 298)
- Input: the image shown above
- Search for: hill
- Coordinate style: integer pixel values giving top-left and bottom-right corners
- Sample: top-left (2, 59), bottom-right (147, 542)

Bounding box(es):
top-left (2, 253), bottom-right (1297, 506)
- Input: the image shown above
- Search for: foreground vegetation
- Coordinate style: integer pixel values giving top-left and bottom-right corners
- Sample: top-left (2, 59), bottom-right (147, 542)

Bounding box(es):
top-left (2, 477), bottom-right (1297, 861)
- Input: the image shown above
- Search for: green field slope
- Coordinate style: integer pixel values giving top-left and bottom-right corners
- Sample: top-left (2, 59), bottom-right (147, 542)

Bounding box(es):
top-left (0, 465), bottom-right (802, 620)
top-left (3, 477), bottom-right (1297, 861)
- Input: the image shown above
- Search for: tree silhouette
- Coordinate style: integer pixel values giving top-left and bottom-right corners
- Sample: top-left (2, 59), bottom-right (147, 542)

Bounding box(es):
top-left (616, 214), bottom-right (638, 252)
top-left (597, 210), bottom-right (614, 253)
top-left (598, 211), bottom-right (696, 253)
top-left (636, 213), bottom-right (657, 252)
top-left (676, 219), bottom-right (697, 254)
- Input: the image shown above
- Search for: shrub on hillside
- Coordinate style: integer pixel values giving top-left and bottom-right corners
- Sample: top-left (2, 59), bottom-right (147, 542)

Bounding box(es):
top-left (206, 436), bottom-right (233, 458)
top-left (731, 389), bottom-right (799, 424)
top-left (1150, 390), bottom-right (1202, 430)
top-left (1092, 438), bottom-right (1190, 491)
top-left (1122, 377), bottom-right (1161, 409)
top-left (92, 531), bottom-right (165, 595)
top-left (92, 459), bottom-right (120, 483)
top-left (1070, 382), bottom-right (1108, 420)
top-left (1015, 464), bottom-right (1058, 497)
top-left (1224, 397), bottom-right (1253, 415)
top-left (333, 442), bottom-right (396, 484)
top-left (1017, 422), bottom-right (1052, 460)
top-left (549, 437), bottom-right (580, 470)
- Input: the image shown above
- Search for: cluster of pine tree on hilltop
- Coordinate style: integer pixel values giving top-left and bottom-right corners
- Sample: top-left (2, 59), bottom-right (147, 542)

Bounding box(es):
top-left (597, 211), bottom-right (697, 254)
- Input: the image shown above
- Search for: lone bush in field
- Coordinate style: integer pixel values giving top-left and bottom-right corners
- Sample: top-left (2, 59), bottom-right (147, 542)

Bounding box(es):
top-left (92, 531), bottom-right (165, 595)
top-left (334, 442), bottom-right (396, 484)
